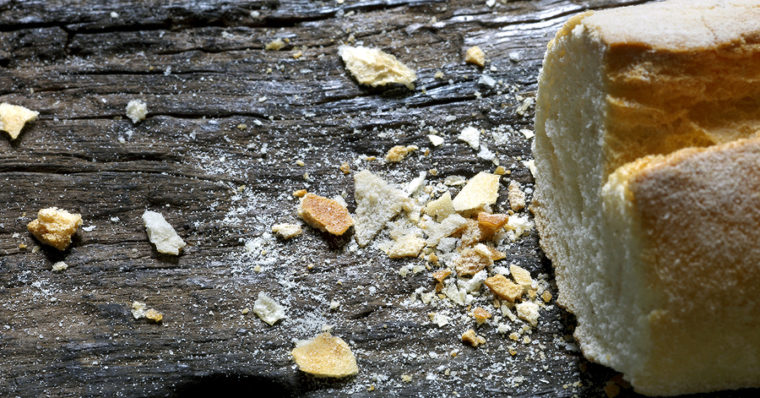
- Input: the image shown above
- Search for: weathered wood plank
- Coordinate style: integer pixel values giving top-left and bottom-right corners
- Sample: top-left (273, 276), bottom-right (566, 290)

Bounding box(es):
top-left (1, 1), bottom-right (757, 397)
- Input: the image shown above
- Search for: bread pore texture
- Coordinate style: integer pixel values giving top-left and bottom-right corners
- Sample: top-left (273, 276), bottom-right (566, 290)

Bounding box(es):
top-left (532, 0), bottom-right (760, 395)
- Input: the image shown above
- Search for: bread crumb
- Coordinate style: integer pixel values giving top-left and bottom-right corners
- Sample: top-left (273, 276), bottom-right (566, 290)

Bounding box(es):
top-left (338, 45), bottom-right (417, 89)
top-left (272, 223), bottom-right (303, 239)
top-left (27, 207), bottom-right (82, 250)
top-left (453, 247), bottom-right (493, 277)
top-left (298, 193), bottom-right (354, 236)
top-left (510, 264), bottom-right (533, 289)
top-left (424, 192), bottom-right (455, 222)
top-left (461, 329), bottom-right (486, 347)
top-left (51, 261), bottom-right (68, 272)
top-left (485, 275), bottom-right (523, 302)
top-left (253, 292), bottom-right (286, 326)
top-left (432, 269), bottom-right (451, 284)
top-left (293, 189), bottom-right (308, 198)
top-left (451, 172), bottom-right (501, 212)
top-left (339, 162), bottom-right (351, 174)
top-left (458, 126), bottom-right (480, 150)
top-left (477, 212), bottom-right (508, 238)
top-left (428, 134), bottom-right (444, 147)
top-left (142, 210), bottom-right (187, 255)
top-left (508, 181), bottom-right (526, 211)
top-left (465, 46), bottom-right (486, 67)
top-left (401, 374), bottom-right (413, 382)
top-left (131, 301), bottom-right (162, 323)
top-left (434, 71), bottom-right (444, 79)
top-left (541, 290), bottom-right (552, 303)
top-left (265, 38), bottom-right (286, 50)
top-left (387, 234), bottom-right (425, 258)
top-left (425, 213), bottom-right (468, 247)
top-left (295, 160), bottom-right (305, 167)
top-left (516, 301), bottom-right (540, 326)
top-left (293, 50), bottom-right (303, 59)
top-left (0, 103), bottom-right (39, 140)
top-left (385, 145), bottom-right (418, 162)
top-left (353, 170), bottom-right (408, 246)
top-left (291, 332), bottom-right (359, 378)
top-left (472, 307), bottom-right (492, 324)
top-left (125, 100), bottom-right (147, 124)
top-left (241, 308), bottom-right (250, 315)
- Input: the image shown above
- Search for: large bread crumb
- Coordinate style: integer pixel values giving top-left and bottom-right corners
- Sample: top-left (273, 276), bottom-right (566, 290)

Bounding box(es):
top-left (484, 274), bottom-right (523, 302)
top-left (126, 100), bottom-right (147, 124)
top-left (253, 292), bottom-right (286, 326)
top-left (451, 172), bottom-right (501, 212)
top-left (465, 46), bottom-right (486, 67)
top-left (291, 332), bottom-right (359, 378)
top-left (27, 207), bottom-right (82, 250)
top-left (131, 301), bottom-right (163, 323)
top-left (0, 103), bottom-right (39, 140)
top-left (338, 45), bottom-right (417, 90)
top-left (387, 234), bottom-right (425, 258)
top-left (142, 210), bottom-right (187, 255)
top-left (516, 301), bottom-right (540, 326)
top-left (385, 145), bottom-right (418, 162)
top-left (353, 170), bottom-right (408, 246)
top-left (298, 193), bottom-right (354, 236)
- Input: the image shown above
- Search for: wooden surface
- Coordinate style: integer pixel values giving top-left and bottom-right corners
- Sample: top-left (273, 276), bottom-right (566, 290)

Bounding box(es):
top-left (0, 1), bottom-right (756, 397)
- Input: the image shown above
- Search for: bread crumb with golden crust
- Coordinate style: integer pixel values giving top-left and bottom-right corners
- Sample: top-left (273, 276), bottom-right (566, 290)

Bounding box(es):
top-left (453, 246), bottom-right (493, 277)
top-left (477, 212), bottom-right (508, 238)
top-left (298, 193), bottom-right (354, 236)
top-left (131, 301), bottom-right (163, 323)
top-left (272, 223), bottom-right (303, 239)
top-left (461, 329), bottom-right (486, 347)
top-left (339, 45), bottom-right (417, 90)
top-left (510, 264), bottom-right (533, 289)
top-left (52, 261), bottom-right (69, 272)
top-left (472, 307), bottom-right (492, 324)
top-left (0, 103), bottom-right (39, 140)
top-left (485, 274), bottom-right (523, 302)
top-left (27, 207), bottom-right (82, 250)
top-left (339, 162), bottom-right (351, 174)
top-left (385, 145), bottom-right (418, 163)
top-left (291, 332), bottom-right (359, 378)
top-left (293, 189), bottom-right (308, 198)
top-left (465, 46), bottom-right (486, 67)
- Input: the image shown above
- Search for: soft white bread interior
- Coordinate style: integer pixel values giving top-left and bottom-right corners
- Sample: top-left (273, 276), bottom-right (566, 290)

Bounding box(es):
top-left (532, 0), bottom-right (760, 395)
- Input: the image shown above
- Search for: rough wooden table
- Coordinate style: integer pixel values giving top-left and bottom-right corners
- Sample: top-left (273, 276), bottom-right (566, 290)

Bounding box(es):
top-left (1, 1), bottom-right (758, 397)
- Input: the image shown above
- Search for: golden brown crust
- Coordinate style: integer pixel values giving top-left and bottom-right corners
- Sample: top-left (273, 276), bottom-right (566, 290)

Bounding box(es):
top-left (27, 207), bottom-right (82, 250)
top-left (297, 193), bottom-right (353, 236)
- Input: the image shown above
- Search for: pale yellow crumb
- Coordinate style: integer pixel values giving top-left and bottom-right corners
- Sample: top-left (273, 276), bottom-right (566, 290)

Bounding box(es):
top-left (339, 45), bottom-right (417, 90)
top-left (508, 180), bottom-right (526, 211)
top-left (461, 329), bottom-right (486, 347)
top-left (465, 46), bottom-right (486, 67)
top-left (27, 207), bottom-right (82, 251)
top-left (0, 103), bottom-right (39, 140)
top-left (272, 223), bottom-right (303, 239)
top-left (385, 145), bottom-right (418, 163)
top-left (265, 38), bottom-right (286, 51)
top-left (291, 332), bottom-right (359, 378)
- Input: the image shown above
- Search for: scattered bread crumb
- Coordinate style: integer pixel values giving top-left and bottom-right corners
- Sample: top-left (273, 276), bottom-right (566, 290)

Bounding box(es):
top-left (338, 45), bottom-right (417, 90)
top-left (510, 264), bottom-right (533, 289)
top-left (265, 38), bottom-right (286, 50)
top-left (353, 170), bottom-right (408, 246)
top-left (508, 180), bottom-right (526, 211)
top-left (401, 374), bottom-right (413, 382)
top-left (131, 301), bottom-right (163, 323)
top-left (461, 329), bottom-right (486, 347)
top-left (541, 290), bottom-right (553, 303)
top-left (387, 234), bottom-right (425, 258)
top-left (432, 269), bottom-right (451, 284)
top-left (494, 166), bottom-right (507, 175)
top-left (339, 162), bottom-right (351, 174)
top-left (485, 274), bottom-right (523, 302)
top-left (472, 307), bottom-right (492, 324)
top-left (272, 223), bottom-right (303, 239)
top-left (477, 212), bottom-right (508, 238)
top-left (454, 246), bottom-right (493, 277)
top-left (516, 301), bottom-right (540, 326)
top-left (291, 332), bottom-right (359, 378)
top-left (253, 292), bottom-right (286, 326)
top-left (125, 100), bottom-right (147, 124)
top-left (458, 126), bottom-right (480, 150)
top-left (0, 103), bottom-right (39, 140)
top-left (451, 172), bottom-right (501, 212)
top-left (465, 46), bottom-right (486, 67)
top-left (298, 193), bottom-right (354, 236)
top-left (27, 207), bottom-right (82, 250)
top-left (425, 213), bottom-right (468, 247)
top-left (142, 210), bottom-right (187, 255)
top-left (385, 145), bottom-right (418, 162)
top-left (428, 134), bottom-right (444, 147)
top-left (434, 71), bottom-right (445, 79)
top-left (293, 189), bottom-right (308, 198)
top-left (51, 261), bottom-right (68, 272)
top-left (424, 192), bottom-right (455, 222)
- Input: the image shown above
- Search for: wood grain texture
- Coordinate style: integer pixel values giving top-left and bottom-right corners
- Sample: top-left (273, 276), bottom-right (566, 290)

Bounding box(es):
top-left (0, 1), bottom-right (756, 397)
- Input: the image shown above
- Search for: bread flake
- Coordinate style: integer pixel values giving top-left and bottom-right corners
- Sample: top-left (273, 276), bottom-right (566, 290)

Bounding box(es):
top-left (0, 103), bottom-right (39, 140)
top-left (338, 45), bottom-right (417, 90)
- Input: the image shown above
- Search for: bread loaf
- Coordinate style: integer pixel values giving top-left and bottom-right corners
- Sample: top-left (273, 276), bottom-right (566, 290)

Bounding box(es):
top-left (532, 0), bottom-right (760, 395)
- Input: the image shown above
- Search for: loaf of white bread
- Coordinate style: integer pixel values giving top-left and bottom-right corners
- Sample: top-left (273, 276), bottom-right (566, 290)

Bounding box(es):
top-left (533, 0), bottom-right (760, 395)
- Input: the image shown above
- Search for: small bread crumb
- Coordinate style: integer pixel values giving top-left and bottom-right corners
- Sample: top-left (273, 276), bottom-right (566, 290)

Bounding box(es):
top-left (432, 269), bottom-right (451, 284)
top-left (272, 223), bottom-right (303, 239)
top-left (477, 212), bottom-right (508, 238)
top-left (424, 192), bottom-right (455, 222)
top-left (27, 207), bottom-right (83, 250)
top-left (339, 45), bottom-right (417, 90)
top-left (291, 332), bottom-right (359, 378)
top-left (387, 234), bottom-right (425, 258)
top-left (541, 290), bottom-right (553, 303)
top-left (472, 307), bottom-right (492, 324)
top-left (461, 329), bottom-right (486, 347)
top-left (131, 301), bottom-right (163, 323)
top-left (339, 162), bottom-right (351, 174)
top-left (510, 264), bottom-right (533, 289)
top-left (126, 100), bottom-right (147, 124)
top-left (484, 274), bottom-right (523, 302)
top-left (508, 180), bottom-right (526, 211)
top-left (494, 166), bottom-right (507, 175)
top-left (465, 46), bottom-right (486, 67)
top-left (265, 38), bottom-right (286, 51)
top-left (293, 189), bottom-right (308, 198)
top-left (253, 292), bottom-right (286, 325)
top-left (385, 145), bottom-right (418, 163)
top-left (298, 193), bottom-right (354, 236)
top-left (428, 134), bottom-right (444, 147)
top-left (453, 247), bottom-right (493, 277)
top-left (0, 103), bottom-right (39, 140)
top-left (458, 126), bottom-right (480, 150)
top-left (145, 309), bottom-right (163, 323)
top-left (142, 210), bottom-right (187, 255)
top-left (451, 172), bottom-right (501, 212)
top-left (516, 301), bottom-right (540, 326)
top-left (51, 261), bottom-right (69, 272)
